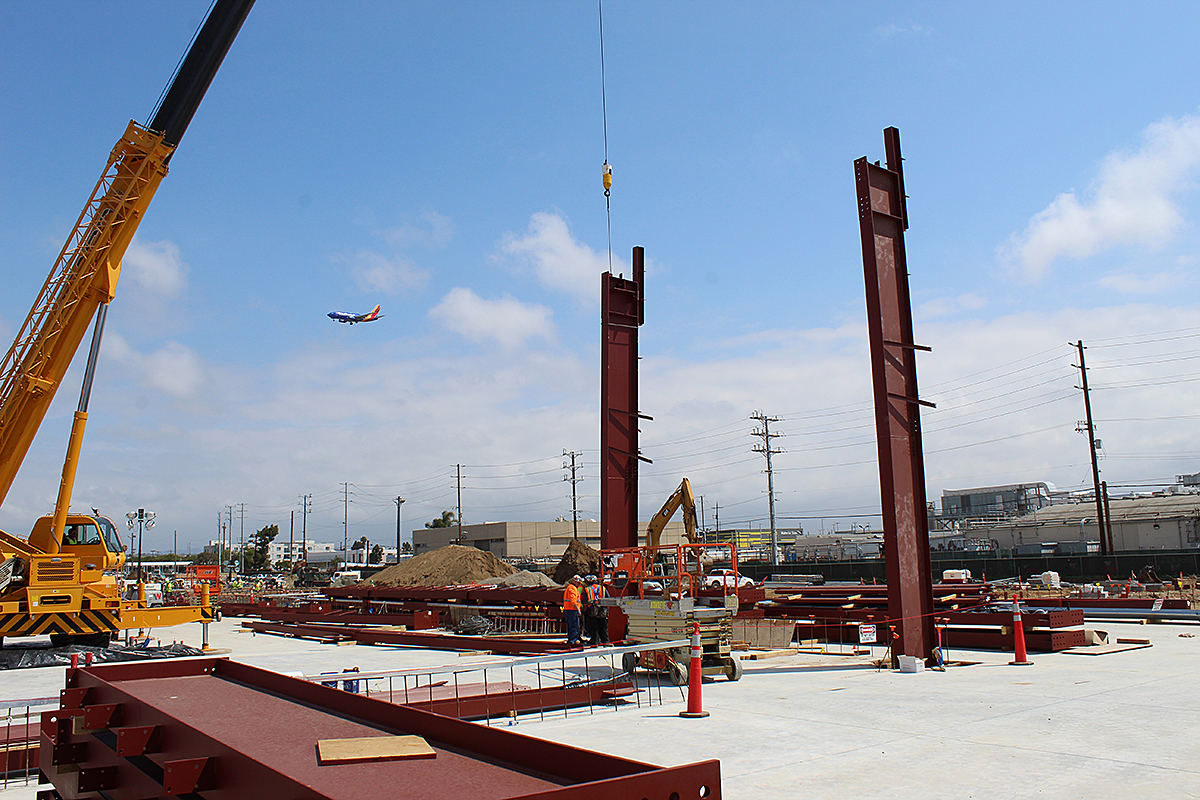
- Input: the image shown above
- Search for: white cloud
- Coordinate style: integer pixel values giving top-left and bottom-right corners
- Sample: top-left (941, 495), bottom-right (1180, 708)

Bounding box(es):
top-left (343, 250), bottom-right (429, 293)
top-left (1003, 113), bottom-right (1200, 281)
top-left (428, 287), bottom-right (555, 349)
top-left (104, 332), bottom-right (207, 398)
top-left (915, 293), bottom-right (988, 321)
top-left (382, 211), bottom-right (454, 249)
top-left (1097, 271), bottom-right (1188, 295)
top-left (124, 238), bottom-right (187, 295)
top-left (499, 212), bottom-right (618, 303)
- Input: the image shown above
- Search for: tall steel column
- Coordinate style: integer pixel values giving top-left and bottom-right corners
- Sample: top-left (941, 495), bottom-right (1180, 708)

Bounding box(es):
top-left (854, 128), bottom-right (937, 664)
top-left (601, 247), bottom-right (645, 550)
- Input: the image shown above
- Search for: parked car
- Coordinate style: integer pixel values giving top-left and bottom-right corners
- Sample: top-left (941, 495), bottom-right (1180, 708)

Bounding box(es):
top-left (705, 568), bottom-right (755, 589)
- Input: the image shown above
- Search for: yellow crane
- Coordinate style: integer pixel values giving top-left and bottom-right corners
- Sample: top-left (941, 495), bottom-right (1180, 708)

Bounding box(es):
top-left (0, 0), bottom-right (254, 645)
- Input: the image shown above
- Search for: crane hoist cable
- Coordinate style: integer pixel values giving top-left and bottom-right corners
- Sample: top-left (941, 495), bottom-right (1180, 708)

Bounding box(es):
top-left (599, 0), bottom-right (613, 273)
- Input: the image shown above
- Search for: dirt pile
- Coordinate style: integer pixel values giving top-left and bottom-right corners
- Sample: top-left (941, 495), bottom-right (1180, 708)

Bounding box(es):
top-left (366, 545), bottom-right (516, 587)
top-left (552, 538), bottom-right (599, 584)
top-left (489, 570), bottom-right (559, 588)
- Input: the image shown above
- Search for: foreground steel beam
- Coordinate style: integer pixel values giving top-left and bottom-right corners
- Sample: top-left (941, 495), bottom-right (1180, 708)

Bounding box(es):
top-left (854, 127), bottom-right (937, 665)
top-left (41, 657), bottom-right (721, 799)
top-left (601, 247), bottom-right (646, 550)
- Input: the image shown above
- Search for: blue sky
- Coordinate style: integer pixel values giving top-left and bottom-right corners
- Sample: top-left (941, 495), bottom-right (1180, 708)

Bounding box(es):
top-left (3, 1), bottom-right (1200, 556)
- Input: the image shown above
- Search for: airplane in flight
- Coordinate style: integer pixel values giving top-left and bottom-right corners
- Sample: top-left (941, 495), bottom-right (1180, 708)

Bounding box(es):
top-left (328, 304), bottom-right (383, 325)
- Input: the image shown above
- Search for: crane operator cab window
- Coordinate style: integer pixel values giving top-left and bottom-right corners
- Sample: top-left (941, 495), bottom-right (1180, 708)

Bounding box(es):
top-left (97, 516), bottom-right (125, 553)
top-left (62, 522), bottom-right (102, 546)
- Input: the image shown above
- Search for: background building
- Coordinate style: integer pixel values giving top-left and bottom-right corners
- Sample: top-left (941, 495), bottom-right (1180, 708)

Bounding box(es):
top-left (986, 494), bottom-right (1200, 552)
top-left (940, 483), bottom-right (1052, 523)
top-left (412, 519), bottom-right (695, 560)
top-left (267, 540), bottom-right (337, 566)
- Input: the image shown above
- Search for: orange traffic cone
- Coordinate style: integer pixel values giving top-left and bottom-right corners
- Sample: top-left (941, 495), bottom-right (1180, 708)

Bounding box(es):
top-left (1009, 596), bottom-right (1033, 666)
top-left (679, 620), bottom-right (710, 718)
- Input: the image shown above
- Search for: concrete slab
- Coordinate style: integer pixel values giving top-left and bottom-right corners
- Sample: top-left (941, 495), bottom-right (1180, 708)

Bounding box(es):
top-left (3, 617), bottom-right (1198, 798)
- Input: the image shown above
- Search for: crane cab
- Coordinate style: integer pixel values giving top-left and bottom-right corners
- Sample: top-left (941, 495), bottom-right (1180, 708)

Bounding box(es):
top-left (29, 513), bottom-right (126, 573)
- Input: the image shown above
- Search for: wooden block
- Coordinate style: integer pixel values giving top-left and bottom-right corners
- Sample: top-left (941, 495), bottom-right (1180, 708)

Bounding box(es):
top-left (748, 648), bottom-right (798, 660)
top-left (317, 735), bottom-right (437, 765)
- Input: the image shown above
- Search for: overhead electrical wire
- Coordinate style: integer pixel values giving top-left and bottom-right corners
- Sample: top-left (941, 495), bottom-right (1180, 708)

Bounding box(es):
top-left (1087, 325), bottom-right (1200, 347)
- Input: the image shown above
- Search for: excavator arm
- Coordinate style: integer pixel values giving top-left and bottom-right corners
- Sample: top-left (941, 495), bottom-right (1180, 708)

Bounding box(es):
top-left (645, 477), bottom-right (701, 547)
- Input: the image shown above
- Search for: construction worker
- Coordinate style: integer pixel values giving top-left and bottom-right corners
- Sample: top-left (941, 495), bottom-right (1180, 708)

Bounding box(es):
top-left (563, 575), bottom-right (583, 646)
top-left (583, 574), bottom-right (609, 645)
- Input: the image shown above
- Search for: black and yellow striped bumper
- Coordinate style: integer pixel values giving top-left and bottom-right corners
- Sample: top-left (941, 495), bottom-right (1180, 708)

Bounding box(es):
top-left (0, 609), bottom-right (120, 637)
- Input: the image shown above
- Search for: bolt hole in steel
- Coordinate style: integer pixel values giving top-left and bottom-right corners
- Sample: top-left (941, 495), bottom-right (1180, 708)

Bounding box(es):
top-left (699, 789), bottom-right (711, 799)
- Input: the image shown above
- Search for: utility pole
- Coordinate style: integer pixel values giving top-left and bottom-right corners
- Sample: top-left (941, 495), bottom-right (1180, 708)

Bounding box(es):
top-left (1074, 340), bottom-right (1108, 556)
top-left (563, 449), bottom-right (582, 539)
top-left (216, 512), bottom-right (223, 570)
top-left (394, 497), bottom-right (405, 563)
top-left (456, 464), bottom-right (464, 545)
top-left (238, 503), bottom-right (245, 574)
top-left (299, 494), bottom-right (311, 565)
top-left (342, 483), bottom-right (349, 564)
top-left (225, 505), bottom-right (233, 576)
top-left (714, 502), bottom-right (720, 539)
top-left (289, 510), bottom-right (294, 570)
top-left (750, 411), bottom-right (783, 566)
top-left (1101, 480), bottom-right (1115, 554)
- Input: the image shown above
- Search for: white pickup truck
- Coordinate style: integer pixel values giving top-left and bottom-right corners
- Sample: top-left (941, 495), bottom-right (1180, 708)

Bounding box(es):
top-left (705, 568), bottom-right (756, 590)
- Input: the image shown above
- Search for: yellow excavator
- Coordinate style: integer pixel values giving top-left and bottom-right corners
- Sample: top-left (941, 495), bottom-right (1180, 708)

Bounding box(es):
top-left (644, 477), bottom-right (703, 547)
top-left (0, 0), bottom-right (254, 646)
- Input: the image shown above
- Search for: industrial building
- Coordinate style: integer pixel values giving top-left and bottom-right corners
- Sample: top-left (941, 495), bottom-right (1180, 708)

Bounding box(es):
top-left (412, 518), bottom-right (694, 560)
top-left (939, 482), bottom-right (1053, 522)
top-left (986, 493), bottom-right (1200, 552)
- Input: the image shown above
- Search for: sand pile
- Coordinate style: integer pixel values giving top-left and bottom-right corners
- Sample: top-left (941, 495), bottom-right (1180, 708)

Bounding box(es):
top-left (553, 538), bottom-right (599, 584)
top-left (366, 545), bottom-right (516, 587)
top-left (488, 570), bottom-right (559, 588)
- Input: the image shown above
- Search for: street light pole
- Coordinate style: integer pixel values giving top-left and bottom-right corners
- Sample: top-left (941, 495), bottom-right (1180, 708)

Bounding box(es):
top-left (125, 508), bottom-right (155, 583)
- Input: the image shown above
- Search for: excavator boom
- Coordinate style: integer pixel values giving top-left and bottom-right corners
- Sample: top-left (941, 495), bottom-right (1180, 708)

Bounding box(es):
top-left (645, 477), bottom-right (700, 547)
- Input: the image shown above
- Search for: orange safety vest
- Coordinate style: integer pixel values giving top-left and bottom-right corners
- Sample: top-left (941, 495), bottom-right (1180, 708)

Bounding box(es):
top-left (584, 583), bottom-right (605, 606)
top-left (563, 583), bottom-right (581, 611)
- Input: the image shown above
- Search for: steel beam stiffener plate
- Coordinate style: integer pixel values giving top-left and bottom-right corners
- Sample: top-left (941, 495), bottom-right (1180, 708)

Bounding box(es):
top-left (38, 657), bottom-right (720, 799)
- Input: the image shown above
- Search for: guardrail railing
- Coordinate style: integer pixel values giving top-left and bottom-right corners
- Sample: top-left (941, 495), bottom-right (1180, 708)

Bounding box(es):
top-left (300, 639), bottom-right (690, 725)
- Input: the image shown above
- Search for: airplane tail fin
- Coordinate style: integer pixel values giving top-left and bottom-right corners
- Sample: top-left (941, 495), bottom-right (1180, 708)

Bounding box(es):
top-left (365, 304), bottom-right (381, 320)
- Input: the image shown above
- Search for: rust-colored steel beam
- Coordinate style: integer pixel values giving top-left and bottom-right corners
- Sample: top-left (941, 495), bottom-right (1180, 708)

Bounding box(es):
top-left (326, 585), bottom-right (564, 606)
top-left (854, 127), bottom-right (937, 665)
top-left (243, 619), bottom-right (570, 654)
top-left (601, 247), bottom-right (646, 550)
top-left (41, 657), bottom-right (721, 799)
top-left (371, 680), bottom-right (639, 721)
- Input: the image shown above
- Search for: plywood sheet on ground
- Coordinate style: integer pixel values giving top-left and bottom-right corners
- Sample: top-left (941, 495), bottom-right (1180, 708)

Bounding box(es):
top-left (318, 735), bottom-right (436, 764)
top-left (1062, 642), bottom-right (1153, 655)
